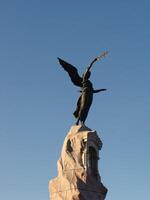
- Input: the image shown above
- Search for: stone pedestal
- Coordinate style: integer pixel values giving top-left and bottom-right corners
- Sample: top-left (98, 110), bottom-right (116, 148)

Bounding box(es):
top-left (49, 125), bottom-right (107, 200)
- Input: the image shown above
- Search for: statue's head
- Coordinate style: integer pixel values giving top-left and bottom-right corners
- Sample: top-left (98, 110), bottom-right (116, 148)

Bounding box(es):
top-left (82, 69), bottom-right (91, 80)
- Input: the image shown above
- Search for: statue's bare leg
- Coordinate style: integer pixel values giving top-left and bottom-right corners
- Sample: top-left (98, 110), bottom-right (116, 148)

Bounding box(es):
top-left (76, 118), bottom-right (80, 125)
top-left (81, 121), bottom-right (84, 126)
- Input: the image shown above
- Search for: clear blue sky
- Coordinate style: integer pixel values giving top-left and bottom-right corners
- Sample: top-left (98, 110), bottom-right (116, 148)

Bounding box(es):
top-left (0, 1), bottom-right (150, 200)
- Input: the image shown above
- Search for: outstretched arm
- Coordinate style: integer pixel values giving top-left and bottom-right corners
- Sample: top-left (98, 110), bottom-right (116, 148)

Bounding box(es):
top-left (87, 51), bottom-right (108, 72)
top-left (93, 89), bottom-right (107, 93)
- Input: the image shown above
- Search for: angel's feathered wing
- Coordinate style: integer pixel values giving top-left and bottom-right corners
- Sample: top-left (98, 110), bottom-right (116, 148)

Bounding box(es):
top-left (58, 58), bottom-right (83, 87)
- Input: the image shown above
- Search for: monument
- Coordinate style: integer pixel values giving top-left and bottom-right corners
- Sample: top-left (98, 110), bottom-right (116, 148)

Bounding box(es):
top-left (49, 53), bottom-right (108, 200)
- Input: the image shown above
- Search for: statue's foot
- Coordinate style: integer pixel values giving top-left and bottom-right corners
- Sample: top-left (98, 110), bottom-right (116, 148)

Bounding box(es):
top-left (76, 119), bottom-right (79, 125)
top-left (81, 121), bottom-right (84, 126)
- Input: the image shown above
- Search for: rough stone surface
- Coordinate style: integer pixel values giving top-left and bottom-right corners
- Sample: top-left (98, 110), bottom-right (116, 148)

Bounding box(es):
top-left (49, 125), bottom-right (107, 200)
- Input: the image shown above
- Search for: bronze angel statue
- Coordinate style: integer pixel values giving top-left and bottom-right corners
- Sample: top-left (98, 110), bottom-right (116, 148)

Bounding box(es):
top-left (58, 52), bottom-right (108, 125)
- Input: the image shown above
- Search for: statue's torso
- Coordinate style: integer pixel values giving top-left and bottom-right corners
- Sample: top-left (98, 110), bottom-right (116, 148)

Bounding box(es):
top-left (82, 80), bottom-right (93, 94)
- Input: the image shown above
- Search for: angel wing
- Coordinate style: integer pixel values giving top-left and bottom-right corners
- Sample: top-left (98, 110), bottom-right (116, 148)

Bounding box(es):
top-left (58, 58), bottom-right (83, 87)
